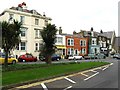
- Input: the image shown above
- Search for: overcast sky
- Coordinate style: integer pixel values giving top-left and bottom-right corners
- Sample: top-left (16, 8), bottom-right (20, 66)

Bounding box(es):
top-left (0, 0), bottom-right (119, 36)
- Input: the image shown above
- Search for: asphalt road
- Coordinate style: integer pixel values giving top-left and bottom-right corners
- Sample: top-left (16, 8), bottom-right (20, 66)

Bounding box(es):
top-left (12, 58), bottom-right (119, 90)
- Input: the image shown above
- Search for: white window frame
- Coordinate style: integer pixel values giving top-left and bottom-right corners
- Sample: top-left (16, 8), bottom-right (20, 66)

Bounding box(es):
top-left (75, 49), bottom-right (78, 55)
top-left (80, 40), bottom-right (86, 46)
top-left (81, 48), bottom-right (86, 54)
top-left (20, 16), bottom-right (25, 24)
top-left (20, 27), bottom-right (27, 37)
top-left (34, 29), bottom-right (41, 38)
top-left (67, 48), bottom-right (74, 55)
top-left (35, 18), bottom-right (39, 25)
top-left (17, 42), bottom-right (26, 50)
top-left (56, 37), bottom-right (63, 44)
top-left (35, 42), bottom-right (42, 51)
top-left (67, 38), bottom-right (74, 46)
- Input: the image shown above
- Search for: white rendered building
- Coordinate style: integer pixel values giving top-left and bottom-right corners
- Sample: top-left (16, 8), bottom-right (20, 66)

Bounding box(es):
top-left (0, 2), bottom-right (51, 58)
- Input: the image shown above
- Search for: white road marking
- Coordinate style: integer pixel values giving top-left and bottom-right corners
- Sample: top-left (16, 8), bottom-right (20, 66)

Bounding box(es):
top-left (64, 77), bottom-right (76, 84)
top-left (63, 86), bottom-right (72, 90)
top-left (110, 63), bottom-right (113, 66)
top-left (102, 66), bottom-right (109, 71)
top-left (90, 70), bottom-right (97, 73)
top-left (84, 72), bottom-right (99, 81)
top-left (81, 73), bottom-right (89, 77)
top-left (41, 83), bottom-right (48, 90)
top-left (15, 64), bottom-right (111, 89)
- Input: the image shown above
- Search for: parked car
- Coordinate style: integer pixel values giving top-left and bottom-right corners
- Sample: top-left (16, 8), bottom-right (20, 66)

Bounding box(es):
top-left (96, 53), bottom-right (106, 59)
top-left (68, 55), bottom-right (83, 60)
top-left (116, 54), bottom-right (120, 59)
top-left (40, 54), bottom-right (61, 61)
top-left (51, 54), bottom-right (61, 61)
top-left (18, 53), bottom-right (37, 62)
top-left (83, 55), bottom-right (90, 59)
top-left (88, 54), bottom-right (96, 59)
top-left (0, 53), bottom-right (18, 64)
top-left (113, 53), bottom-right (120, 59)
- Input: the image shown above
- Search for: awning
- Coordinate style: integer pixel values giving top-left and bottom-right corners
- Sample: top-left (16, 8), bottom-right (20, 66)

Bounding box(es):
top-left (56, 45), bottom-right (66, 49)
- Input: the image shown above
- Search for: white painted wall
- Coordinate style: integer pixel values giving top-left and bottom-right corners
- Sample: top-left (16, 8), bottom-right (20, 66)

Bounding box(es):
top-left (0, 8), bottom-right (51, 58)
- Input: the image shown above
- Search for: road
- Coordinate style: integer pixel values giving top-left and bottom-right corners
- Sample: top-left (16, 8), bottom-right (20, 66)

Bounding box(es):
top-left (12, 58), bottom-right (119, 90)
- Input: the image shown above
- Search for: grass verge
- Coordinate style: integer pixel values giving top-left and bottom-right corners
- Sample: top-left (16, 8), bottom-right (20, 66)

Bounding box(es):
top-left (2, 61), bottom-right (109, 87)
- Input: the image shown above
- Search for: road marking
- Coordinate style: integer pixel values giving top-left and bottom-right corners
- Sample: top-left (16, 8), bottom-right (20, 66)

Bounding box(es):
top-left (63, 86), bottom-right (72, 90)
top-left (110, 63), bottom-right (113, 66)
top-left (64, 77), bottom-right (76, 84)
top-left (84, 72), bottom-right (99, 81)
top-left (14, 63), bottom-right (111, 89)
top-left (41, 83), bottom-right (48, 90)
top-left (81, 73), bottom-right (89, 77)
top-left (102, 66), bottom-right (109, 71)
top-left (90, 70), bottom-right (97, 73)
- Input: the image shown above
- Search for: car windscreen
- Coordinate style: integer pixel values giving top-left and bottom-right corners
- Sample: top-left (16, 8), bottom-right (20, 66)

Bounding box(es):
top-left (0, 53), bottom-right (5, 58)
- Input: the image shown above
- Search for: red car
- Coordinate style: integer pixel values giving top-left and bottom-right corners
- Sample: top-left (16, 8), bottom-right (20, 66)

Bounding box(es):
top-left (18, 54), bottom-right (37, 62)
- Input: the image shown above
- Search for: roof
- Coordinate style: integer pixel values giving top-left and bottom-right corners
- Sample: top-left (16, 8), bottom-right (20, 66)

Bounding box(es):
top-left (60, 33), bottom-right (83, 38)
top-left (9, 6), bottom-right (42, 16)
top-left (0, 2), bottom-right (52, 20)
top-left (99, 31), bottom-right (114, 39)
top-left (114, 37), bottom-right (120, 47)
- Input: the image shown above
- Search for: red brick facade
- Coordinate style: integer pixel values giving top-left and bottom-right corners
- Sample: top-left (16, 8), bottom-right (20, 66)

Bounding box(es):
top-left (65, 35), bottom-right (88, 56)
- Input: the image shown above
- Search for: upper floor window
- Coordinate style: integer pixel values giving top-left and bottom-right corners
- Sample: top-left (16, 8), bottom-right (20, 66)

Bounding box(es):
top-left (35, 19), bottom-right (39, 25)
top-left (45, 20), bottom-right (48, 25)
top-left (34, 29), bottom-right (41, 38)
top-left (56, 37), bottom-right (63, 44)
top-left (80, 40), bottom-right (86, 46)
top-left (20, 16), bottom-right (25, 24)
top-left (9, 14), bottom-right (14, 21)
top-left (20, 27), bottom-right (27, 37)
top-left (67, 39), bottom-right (74, 46)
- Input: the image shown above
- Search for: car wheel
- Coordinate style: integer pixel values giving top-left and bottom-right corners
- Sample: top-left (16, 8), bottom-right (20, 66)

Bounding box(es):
top-left (74, 57), bottom-right (76, 60)
top-left (23, 60), bottom-right (26, 62)
top-left (12, 60), bottom-right (16, 64)
top-left (57, 58), bottom-right (60, 61)
top-left (34, 59), bottom-right (37, 62)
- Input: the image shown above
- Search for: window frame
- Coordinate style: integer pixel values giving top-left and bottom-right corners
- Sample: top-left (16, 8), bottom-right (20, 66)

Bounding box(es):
top-left (35, 18), bottom-right (39, 25)
top-left (20, 16), bottom-right (25, 24)
top-left (67, 38), bottom-right (74, 46)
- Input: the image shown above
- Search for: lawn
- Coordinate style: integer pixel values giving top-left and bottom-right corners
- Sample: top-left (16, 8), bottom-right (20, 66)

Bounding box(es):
top-left (2, 61), bottom-right (109, 86)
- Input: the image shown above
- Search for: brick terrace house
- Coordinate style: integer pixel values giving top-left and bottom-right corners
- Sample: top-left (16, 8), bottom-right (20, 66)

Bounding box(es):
top-left (65, 34), bottom-right (89, 56)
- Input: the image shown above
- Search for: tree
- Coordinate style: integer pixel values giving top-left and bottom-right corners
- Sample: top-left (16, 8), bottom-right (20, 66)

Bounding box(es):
top-left (40, 24), bottom-right (57, 64)
top-left (1, 20), bottom-right (22, 67)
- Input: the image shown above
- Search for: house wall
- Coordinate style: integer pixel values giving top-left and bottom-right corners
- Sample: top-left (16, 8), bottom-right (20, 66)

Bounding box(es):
top-left (65, 35), bottom-right (88, 56)
top-left (0, 8), bottom-right (51, 59)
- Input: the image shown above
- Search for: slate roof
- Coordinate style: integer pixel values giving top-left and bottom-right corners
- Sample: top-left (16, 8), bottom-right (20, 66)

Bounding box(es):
top-left (99, 31), bottom-right (114, 39)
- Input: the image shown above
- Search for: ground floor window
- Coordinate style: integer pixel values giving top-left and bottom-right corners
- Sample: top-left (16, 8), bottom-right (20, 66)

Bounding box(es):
top-left (17, 42), bottom-right (26, 50)
top-left (35, 42), bottom-right (42, 51)
top-left (81, 48), bottom-right (86, 54)
top-left (67, 48), bottom-right (74, 55)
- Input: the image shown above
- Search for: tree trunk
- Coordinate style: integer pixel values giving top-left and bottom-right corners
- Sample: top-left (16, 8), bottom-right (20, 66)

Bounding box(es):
top-left (4, 50), bottom-right (8, 68)
top-left (45, 55), bottom-right (51, 64)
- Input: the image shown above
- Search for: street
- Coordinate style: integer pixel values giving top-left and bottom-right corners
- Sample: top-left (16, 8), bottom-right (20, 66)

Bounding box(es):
top-left (12, 58), bottom-right (119, 90)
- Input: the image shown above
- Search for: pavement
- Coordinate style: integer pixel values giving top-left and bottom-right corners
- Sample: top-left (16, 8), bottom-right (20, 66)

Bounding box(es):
top-left (8, 58), bottom-right (119, 90)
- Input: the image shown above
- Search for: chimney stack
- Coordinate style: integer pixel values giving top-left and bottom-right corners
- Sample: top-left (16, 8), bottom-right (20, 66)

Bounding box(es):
top-left (59, 27), bottom-right (62, 34)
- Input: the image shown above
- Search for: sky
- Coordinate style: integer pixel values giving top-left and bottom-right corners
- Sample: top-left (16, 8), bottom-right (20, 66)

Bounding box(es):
top-left (0, 0), bottom-right (119, 36)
